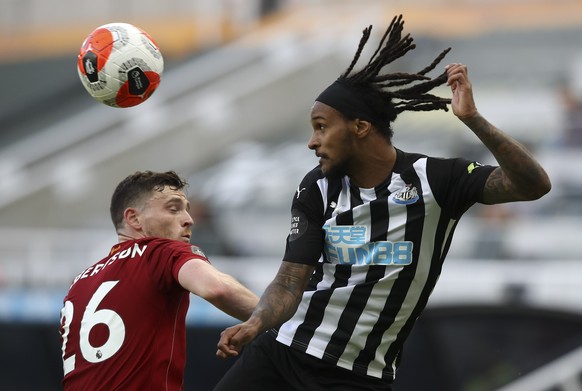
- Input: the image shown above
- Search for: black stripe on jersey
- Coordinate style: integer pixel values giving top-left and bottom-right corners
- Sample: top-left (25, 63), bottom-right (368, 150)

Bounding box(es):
top-left (369, 197), bottom-right (390, 242)
top-left (350, 183), bottom-right (364, 207)
top-left (374, 180), bottom-right (392, 200)
top-left (321, 186), bottom-right (391, 362)
top-left (290, 265), bottom-right (353, 352)
top-left (335, 207), bottom-right (354, 226)
top-left (306, 262), bottom-right (324, 292)
top-left (351, 167), bottom-right (425, 376)
top-left (323, 265), bottom-right (387, 363)
top-left (383, 212), bottom-right (453, 367)
top-left (291, 195), bottom-right (355, 353)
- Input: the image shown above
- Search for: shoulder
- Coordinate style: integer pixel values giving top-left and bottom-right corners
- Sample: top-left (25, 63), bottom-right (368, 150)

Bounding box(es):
top-left (293, 166), bottom-right (326, 199)
top-left (425, 155), bottom-right (495, 178)
top-left (394, 147), bottom-right (484, 176)
top-left (141, 238), bottom-right (209, 262)
top-left (300, 165), bottom-right (324, 186)
top-left (393, 149), bottom-right (428, 172)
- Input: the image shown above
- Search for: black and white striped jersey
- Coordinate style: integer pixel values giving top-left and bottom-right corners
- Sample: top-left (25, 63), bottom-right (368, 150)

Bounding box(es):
top-left (269, 148), bottom-right (495, 380)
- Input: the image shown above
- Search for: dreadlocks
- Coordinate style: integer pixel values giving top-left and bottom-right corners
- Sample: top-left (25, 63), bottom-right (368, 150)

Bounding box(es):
top-left (316, 14), bottom-right (451, 139)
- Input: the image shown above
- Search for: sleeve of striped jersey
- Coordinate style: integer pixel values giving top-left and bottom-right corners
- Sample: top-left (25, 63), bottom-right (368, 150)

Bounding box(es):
top-left (427, 157), bottom-right (497, 219)
top-left (282, 169), bottom-right (326, 265)
top-left (146, 239), bottom-right (210, 292)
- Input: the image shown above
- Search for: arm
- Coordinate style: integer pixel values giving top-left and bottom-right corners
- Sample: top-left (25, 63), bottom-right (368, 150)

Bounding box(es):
top-left (216, 260), bottom-right (315, 359)
top-left (446, 63), bottom-right (551, 204)
top-left (178, 259), bottom-right (259, 321)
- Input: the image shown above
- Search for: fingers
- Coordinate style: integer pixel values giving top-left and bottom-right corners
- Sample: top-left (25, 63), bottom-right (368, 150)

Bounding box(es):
top-left (445, 63), bottom-right (467, 73)
top-left (216, 326), bottom-right (244, 359)
top-left (445, 63), bottom-right (477, 119)
top-left (216, 322), bottom-right (261, 359)
top-left (445, 63), bottom-right (468, 86)
top-left (216, 345), bottom-right (240, 359)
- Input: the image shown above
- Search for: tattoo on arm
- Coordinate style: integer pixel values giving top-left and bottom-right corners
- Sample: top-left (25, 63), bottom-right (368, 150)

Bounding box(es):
top-left (462, 114), bottom-right (551, 204)
top-left (253, 261), bottom-right (314, 332)
top-left (483, 167), bottom-right (515, 204)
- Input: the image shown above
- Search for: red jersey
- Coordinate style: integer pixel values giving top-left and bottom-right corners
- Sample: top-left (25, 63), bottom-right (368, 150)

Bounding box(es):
top-left (60, 237), bottom-right (208, 390)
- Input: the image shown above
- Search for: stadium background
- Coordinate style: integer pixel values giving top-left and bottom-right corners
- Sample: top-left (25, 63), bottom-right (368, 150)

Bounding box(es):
top-left (1, 0), bottom-right (582, 390)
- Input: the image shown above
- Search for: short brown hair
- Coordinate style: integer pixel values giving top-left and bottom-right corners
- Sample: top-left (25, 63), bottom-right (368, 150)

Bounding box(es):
top-left (109, 170), bottom-right (188, 230)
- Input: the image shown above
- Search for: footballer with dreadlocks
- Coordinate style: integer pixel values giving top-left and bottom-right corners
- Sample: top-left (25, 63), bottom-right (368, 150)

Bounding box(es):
top-left (215, 15), bottom-right (551, 391)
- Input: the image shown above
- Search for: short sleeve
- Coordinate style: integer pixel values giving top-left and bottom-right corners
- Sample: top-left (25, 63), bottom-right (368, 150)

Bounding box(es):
top-left (283, 169), bottom-right (326, 265)
top-left (145, 239), bottom-right (209, 292)
top-left (427, 157), bottom-right (497, 219)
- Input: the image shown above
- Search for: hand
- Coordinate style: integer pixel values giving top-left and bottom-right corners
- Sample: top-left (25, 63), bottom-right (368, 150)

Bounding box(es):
top-left (446, 63), bottom-right (478, 121)
top-left (215, 322), bottom-right (259, 359)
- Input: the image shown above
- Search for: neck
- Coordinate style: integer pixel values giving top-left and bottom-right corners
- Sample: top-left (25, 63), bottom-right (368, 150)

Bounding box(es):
top-left (348, 143), bottom-right (397, 188)
top-left (117, 230), bottom-right (142, 243)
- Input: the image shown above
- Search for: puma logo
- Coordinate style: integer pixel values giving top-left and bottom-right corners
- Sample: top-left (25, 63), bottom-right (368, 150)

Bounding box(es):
top-left (296, 187), bottom-right (306, 199)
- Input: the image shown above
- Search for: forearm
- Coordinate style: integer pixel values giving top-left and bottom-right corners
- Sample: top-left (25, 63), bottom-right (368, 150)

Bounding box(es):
top-left (209, 276), bottom-right (259, 321)
top-left (179, 260), bottom-right (259, 321)
top-left (461, 112), bottom-right (551, 202)
top-left (247, 281), bottom-right (303, 333)
top-left (245, 261), bottom-right (314, 334)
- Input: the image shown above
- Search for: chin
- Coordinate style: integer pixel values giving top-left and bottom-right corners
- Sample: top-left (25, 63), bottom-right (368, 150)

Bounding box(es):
top-left (322, 164), bottom-right (345, 179)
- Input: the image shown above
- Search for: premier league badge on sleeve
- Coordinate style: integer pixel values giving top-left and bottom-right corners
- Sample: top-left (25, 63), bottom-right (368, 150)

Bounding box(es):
top-left (467, 161), bottom-right (483, 174)
top-left (190, 245), bottom-right (207, 258)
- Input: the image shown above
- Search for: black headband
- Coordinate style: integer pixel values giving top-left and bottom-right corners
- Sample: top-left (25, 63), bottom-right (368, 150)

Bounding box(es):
top-left (315, 80), bottom-right (391, 124)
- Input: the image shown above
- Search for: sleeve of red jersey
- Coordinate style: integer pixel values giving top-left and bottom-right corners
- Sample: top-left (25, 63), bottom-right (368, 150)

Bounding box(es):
top-left (146, 239), bottom-right (210, 292)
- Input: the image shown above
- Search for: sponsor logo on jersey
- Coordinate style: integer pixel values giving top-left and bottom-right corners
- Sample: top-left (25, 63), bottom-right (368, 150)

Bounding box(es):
top-left (324, 225), bottom-right (413, 266)
top-left (389, 184), bottom-right (419, 205)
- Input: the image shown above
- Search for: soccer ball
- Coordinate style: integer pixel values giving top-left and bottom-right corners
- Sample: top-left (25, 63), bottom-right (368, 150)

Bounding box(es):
top-left (77, 23), bottom-right (163, 108)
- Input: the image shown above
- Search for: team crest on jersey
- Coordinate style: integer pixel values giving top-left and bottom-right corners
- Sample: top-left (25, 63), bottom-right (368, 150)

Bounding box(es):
top-left (390, 184), bottom-right (419, 205)
top-left (109, 245), bottom-right (121, 256)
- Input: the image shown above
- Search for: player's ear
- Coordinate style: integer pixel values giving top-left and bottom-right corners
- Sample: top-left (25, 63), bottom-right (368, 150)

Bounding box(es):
top-left (124, 208), bottom-right (141, 230)
top-left (354, 118), bottom-right (372, 138)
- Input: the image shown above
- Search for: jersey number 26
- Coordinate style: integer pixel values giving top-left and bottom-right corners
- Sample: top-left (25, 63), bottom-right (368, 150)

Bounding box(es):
top-left (60, 281), bottom-right (126, 375)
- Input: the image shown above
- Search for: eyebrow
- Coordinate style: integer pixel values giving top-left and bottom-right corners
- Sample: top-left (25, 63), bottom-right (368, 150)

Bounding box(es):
top-left (311, 115), bottom-right (326, 122)
top-left (165, 195), bottom-right (189, 209)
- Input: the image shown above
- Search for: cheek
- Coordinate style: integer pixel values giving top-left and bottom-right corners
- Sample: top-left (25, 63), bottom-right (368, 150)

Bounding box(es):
top-left (326, 135), bottom-right (351, 158)
top-left (142, 216), bottom-right (171, 233)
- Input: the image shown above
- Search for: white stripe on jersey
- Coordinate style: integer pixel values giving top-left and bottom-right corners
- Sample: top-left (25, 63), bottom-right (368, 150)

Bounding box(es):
top-left (336, 268), bottom-right (401, 374)
top-left (366, 158), bottom-right (441, 377)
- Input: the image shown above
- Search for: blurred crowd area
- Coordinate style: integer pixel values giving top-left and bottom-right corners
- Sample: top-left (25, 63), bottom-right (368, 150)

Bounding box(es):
top-left (2, 0), bottom-right (582, 61)
top-left (0, 0), bottom-right (288, 61)
top-left (0, 0), bottom-right (582, 291)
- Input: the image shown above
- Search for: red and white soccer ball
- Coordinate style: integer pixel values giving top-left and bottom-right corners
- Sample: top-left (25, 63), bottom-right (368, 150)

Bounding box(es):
top-left (77, 22), bottom-right (164, 108)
